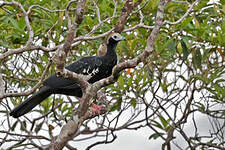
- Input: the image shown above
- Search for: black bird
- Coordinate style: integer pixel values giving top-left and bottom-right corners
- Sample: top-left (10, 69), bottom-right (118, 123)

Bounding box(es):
top-left (10, 33), bottom-right (126, 118)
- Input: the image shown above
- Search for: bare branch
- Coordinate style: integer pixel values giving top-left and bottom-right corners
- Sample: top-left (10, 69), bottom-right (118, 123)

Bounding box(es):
top-left (0, 130), bottom-right (50, 141)
top-left (92, 0), bottom-right (101, 23)
top-left (0, 61), bottom-right (52, 99)
top-left (85, 133), bottom-right (117, 150)
top-left (54, 0), bottom-right (86, 75)
top-left (114, 0), bottom-right (143, 33)
top-left (27, 5), bottom-right (65, 15)
top-left (164, 0), bottom-right (200, 25)
top-left (0, 45), bottom-right (60, 61)
top-left (93, 0), bottom-right (170, 91)
top-left (98, 0), bottom-right (143, 56)
top-left (66, 0), bottom-right (78, 28)
top-left (2, 1), bottom-right (34, 46)
top-left (0, 70), bottom-right (5, 101)
top-left (123, 23), bottom-right (154, 32)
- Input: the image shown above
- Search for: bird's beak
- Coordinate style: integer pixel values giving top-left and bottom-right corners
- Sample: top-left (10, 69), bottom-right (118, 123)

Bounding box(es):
top-left (120, 36), bottom-right (126, 41)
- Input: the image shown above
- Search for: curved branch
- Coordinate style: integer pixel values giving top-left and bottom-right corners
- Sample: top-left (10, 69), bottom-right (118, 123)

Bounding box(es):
top-left (164, 0), bottom-right (200, 25)
top-left (47, 1), bottom-right (170, 150)
top-left (98, 0), bottom-right (143, 56)
top-left (0, 61), bottom-right (52, 100)
top-left (0, 45), bottom-right (60, 61)
top-left (93, 0), bottom-right (170, 91)
top-left (1, 1), bottom-right (34, 46)
top-left (27, 5), bottom-right (65, 14)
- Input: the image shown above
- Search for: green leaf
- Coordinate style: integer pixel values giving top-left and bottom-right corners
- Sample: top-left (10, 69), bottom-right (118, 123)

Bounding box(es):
top-left (0, 110), bottom-right (7, 113)
top-left (194, 102), bottom-right (206, 111)
top-left (190, 74), bottom-right (207, 84)
top-left (118, 76), bottom-right (124, 89)
top-left (159, 115), bottom-right (168, 129)
top-left (151, 120), bottom-right (163, 130)
top-left (110, 97), bottom-right (122, 112)
top-left (9, 17), bottom-right (24, 33)
top-left (168, 39), bottom-right (176, 54)
top-left (161, 82), bottom-right (167, 93)
top-left (151, 0), bottom-right (159, 10)
top-left (35, 122), bottom-right (44, 134)
top-left (41, 98), bottom-right (52, 113)
top-left (130, 99), bottom-right (137, 108)
top-left (181, 39), bottom-right (189, 60)
top-left (11, 121), bottom-right (18, 131)
top-left (180, 17), bottom-right (193, 28)
top-left (62, 104), bottom-right (69, 113)
top-left (127, 76), bottom-right (133, 87)
top-left (142, 71), bottom-right (148, 83)
top-left (149, 132), bottom-right (164, 140)
top-left (20, 121), bottom-right (27, 131)
top-left (193, 48), bottom-right (202, 69)
top-left (213, 83), bottom-right (225, 99)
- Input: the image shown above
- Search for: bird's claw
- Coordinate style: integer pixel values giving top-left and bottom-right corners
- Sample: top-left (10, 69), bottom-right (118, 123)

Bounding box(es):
top-left (90, 102), bottom-right (102, 116)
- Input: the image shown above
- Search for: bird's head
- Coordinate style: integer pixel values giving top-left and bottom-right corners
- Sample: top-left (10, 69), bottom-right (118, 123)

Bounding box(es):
top-left (107, 33), bottom-right (126, 45)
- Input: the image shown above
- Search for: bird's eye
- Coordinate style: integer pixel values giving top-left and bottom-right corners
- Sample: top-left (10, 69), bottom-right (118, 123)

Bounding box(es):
top-left (113, 35), bottom-right (117, 39)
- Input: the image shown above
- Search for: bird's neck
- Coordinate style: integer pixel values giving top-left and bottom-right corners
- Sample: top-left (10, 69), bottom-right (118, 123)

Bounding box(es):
top-left (105, 42), bottom-right (117, 58)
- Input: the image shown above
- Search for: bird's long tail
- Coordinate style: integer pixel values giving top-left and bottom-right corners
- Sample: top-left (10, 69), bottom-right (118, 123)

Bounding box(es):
top-left (10, 86), bottom-right (52, 118)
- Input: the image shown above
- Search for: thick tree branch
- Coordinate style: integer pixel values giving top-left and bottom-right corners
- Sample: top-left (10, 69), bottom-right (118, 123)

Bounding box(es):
top-left (48, 1), bottom-right (90, 149)
top-left (98, 0), bottom-right (143, 56)
top-left (0, 0), bottom-right (223, 149)
top-left (94, 0), bottom-right (170, 91)
top-left (48, 0), bottom-right (169, 149)
top-left (54, 0), bottom-right (86, 83)
top-left (114, 0), bottom-right (143, 33)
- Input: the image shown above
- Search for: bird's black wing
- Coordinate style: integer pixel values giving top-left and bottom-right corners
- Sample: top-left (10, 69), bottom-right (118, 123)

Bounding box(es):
top-left (43, 56), bottom-right (102, 91)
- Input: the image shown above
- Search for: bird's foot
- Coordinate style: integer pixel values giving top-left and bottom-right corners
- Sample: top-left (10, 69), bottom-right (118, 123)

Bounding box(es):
top-left (90, 102), bottom-right (102, 116)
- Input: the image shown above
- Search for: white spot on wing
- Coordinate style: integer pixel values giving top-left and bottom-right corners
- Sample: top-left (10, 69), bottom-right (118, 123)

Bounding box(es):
top-left (83, 68), bottom-right (87, 73)
top-left (91, 68), bottom-right (99, 76)
top-left (86, 67), bottom-right (91, 74)
top-left (79, 67), bottom-right (100, 81)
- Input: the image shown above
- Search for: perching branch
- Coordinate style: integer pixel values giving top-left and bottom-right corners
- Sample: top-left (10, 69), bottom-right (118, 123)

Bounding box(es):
top-left (94, 0), bottom-right (170, 91)
top-left (47, 0), bottom-right (170, 150)
top-left (53, 0), bottom-right (86, 84)
top-left (1, 0), bottom-right (218, 149)
top-left (47, 1), bottom-right (89, 149)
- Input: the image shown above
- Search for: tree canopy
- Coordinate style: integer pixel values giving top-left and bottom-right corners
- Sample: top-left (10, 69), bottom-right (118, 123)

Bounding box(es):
top-left (0, 0), bottom-right (225, 149)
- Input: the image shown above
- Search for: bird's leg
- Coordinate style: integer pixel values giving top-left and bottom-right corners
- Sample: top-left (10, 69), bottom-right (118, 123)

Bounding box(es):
top-left (90, 102), bottom-right (102, 116)
top-left (89, 90), bottom-right (108, 116)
